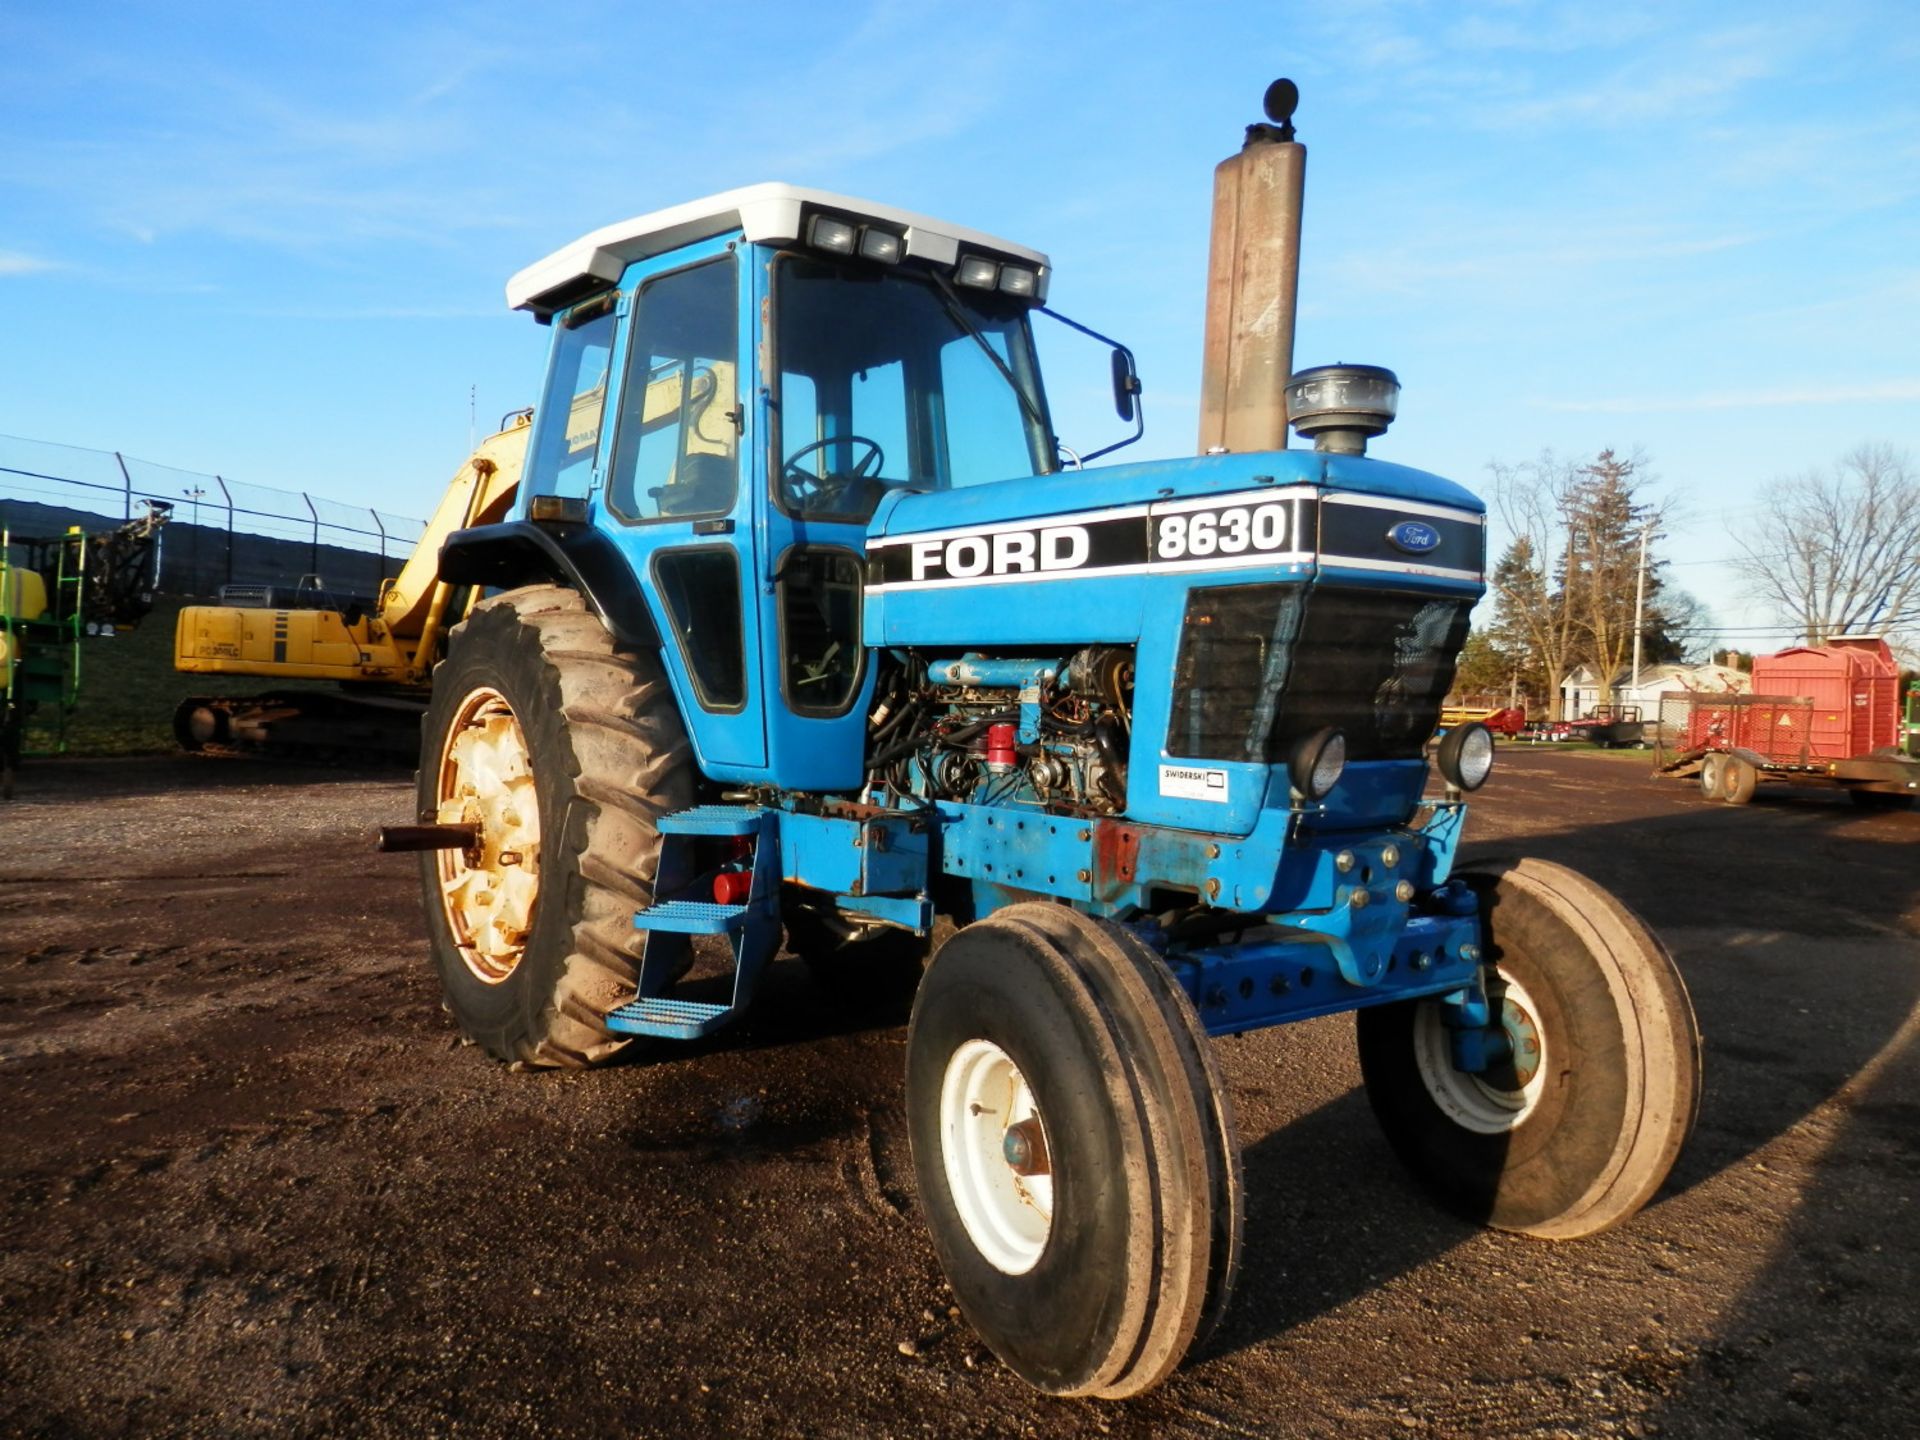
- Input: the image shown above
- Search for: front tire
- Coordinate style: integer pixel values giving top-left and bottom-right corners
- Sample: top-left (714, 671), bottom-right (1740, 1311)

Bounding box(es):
top-left (905, 906), bottom-right (1241, 1397)
top-left (418, 585), bottom-right (693, 1067)
top-left (1357, 859), bottom-right (1701, 1239)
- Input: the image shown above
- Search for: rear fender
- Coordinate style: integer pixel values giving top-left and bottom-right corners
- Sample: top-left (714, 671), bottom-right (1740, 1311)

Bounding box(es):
top-left (439, 521), bottom-right (660, 648)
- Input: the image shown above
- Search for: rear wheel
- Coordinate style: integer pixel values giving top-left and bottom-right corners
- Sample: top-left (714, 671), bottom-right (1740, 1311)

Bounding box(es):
top-left (1720, 756), bottom-right (1757, 805)
top-left (905, 905), bottom-right (1240, 1397)
top-left (418, 585), bottom-right (693, 1067)
top-left (1356, 859), bottom-right (1700, 1239)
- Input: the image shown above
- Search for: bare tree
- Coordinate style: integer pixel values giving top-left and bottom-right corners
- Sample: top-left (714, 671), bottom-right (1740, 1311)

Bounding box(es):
top-left (1732, 444), bottom-right (1920, 646)
top-left (1487, 449), bottom-right (1669, 719)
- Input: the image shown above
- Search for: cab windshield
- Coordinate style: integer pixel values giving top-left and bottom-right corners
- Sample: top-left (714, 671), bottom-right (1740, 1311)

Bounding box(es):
top-left (773, 255), bottom-right (1053, 521)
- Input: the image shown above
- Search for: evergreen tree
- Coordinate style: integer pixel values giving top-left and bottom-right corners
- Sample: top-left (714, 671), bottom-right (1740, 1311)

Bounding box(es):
top-left (1487, 448), bottom-right (1677, 717)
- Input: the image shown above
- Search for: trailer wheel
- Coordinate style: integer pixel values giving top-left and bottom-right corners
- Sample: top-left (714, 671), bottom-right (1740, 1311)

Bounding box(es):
top-left (418, 585), bottom-right (693, 1068)
top-left (905, 905), bottom-right (1241, 1397)
top-left (1356, 859), bottom-right (1700, 1239)
top-left (1697, 753), bottom-right (1722, 800)
top-left (1720, 756), bottom-right (1757, 805)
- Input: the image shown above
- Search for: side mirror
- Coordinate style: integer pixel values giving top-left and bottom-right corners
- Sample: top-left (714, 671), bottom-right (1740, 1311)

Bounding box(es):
top-left (1111, 347), bottom-right (1142, 422)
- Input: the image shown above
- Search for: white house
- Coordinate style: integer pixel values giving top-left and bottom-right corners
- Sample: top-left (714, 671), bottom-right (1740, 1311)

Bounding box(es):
top-left (1558, 661), bottom-right (1749, 720)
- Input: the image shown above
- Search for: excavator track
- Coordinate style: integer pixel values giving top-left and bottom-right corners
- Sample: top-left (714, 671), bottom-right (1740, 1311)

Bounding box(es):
top-left (174, 690), bottom-right (426, 763)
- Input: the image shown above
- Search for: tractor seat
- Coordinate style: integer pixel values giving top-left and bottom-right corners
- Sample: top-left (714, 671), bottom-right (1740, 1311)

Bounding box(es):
top-left (650, 452), bottom-right (736, 518)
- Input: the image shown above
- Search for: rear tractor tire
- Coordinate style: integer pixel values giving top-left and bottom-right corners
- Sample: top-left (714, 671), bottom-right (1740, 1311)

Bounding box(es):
top-left (418, 585), bottom-right (693, 1067)
top-left (1356, 858), bottom-right (1701, 1239)
top-left (905, 905), bottom-right (1242, 1397)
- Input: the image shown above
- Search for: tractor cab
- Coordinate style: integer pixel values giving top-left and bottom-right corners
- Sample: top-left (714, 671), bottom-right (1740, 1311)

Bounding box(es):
top-left (495, 184), bottom-right (1059, 790)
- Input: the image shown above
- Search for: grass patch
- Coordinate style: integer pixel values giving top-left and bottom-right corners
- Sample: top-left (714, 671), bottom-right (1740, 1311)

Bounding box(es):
top-left (20, 596), bottom-right (281, 756)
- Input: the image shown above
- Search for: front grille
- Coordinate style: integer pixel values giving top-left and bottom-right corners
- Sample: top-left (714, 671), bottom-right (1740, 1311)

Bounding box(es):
top-left (1167, 585), bottom-right (1470, 763)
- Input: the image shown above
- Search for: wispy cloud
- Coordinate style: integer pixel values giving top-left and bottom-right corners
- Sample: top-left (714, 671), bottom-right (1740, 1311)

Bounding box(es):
top-left (1321, 223), bottom-right (1757, 300)
top-left (1535, 379), bottom-right (1920, 413)
top-left (0, 250), bottom-right (57, 276)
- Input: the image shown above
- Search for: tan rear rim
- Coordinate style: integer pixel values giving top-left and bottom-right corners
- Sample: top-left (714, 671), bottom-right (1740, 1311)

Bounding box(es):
top-left (434, 686), bottom-right (542, 984)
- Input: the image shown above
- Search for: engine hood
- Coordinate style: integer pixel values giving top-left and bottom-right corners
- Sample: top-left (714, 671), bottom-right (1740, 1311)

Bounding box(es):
top-left (867, 448), bottom-right (1484, 543)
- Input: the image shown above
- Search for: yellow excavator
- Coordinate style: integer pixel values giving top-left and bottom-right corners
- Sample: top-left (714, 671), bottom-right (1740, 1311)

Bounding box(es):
top-left (174, 356), bottom-right (736, 758)
top-left (173, 413), bottom-right (531, 758)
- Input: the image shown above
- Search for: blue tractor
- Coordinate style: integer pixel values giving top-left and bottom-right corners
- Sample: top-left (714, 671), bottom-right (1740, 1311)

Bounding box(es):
top-left (397, 86), bottom-right (1700, 1398)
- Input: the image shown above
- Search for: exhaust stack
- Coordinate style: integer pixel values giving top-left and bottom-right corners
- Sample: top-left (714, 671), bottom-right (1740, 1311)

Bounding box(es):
top-left (1197, 79), bottom-right (1306, 456)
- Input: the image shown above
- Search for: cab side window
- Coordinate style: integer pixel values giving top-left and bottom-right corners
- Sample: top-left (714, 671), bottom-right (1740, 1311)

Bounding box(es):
top-left (526, 295), bottom-right (616, 499)
top-left (608, 258), bottom-right (739, 522)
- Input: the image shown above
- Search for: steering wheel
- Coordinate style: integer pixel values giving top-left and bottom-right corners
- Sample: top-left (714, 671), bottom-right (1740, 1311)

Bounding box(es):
top-left (781, 434), bottom-right (887, 512)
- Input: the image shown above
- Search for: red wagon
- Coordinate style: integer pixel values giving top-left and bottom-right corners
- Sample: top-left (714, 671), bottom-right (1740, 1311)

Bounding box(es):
top-left (1659, 637), bottom-right (1919, 809)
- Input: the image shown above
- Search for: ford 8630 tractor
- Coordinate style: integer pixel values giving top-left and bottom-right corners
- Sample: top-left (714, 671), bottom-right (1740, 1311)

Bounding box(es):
top-left (387, 84), bottom-right (1701, 1398)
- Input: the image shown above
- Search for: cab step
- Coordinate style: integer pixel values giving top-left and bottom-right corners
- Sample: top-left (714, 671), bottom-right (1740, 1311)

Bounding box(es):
top-left (605, 997), bottom-right (732, 1040)
top-left (656, 804), bottom-right (767, 837)
top-left (608, 806), bottom-right (780, 1045)
top-left (634, 899), bottom-right (750, 936)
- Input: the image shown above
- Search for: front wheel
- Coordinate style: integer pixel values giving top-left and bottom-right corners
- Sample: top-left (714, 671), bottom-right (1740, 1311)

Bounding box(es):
top-left (1357, 859), bottom-right (1701, 1239)
top-left (905, 906), bottom-right (1241, 1397)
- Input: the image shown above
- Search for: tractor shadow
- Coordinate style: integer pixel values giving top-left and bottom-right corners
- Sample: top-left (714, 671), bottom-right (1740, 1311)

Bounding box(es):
top-left (1213, 772), bottom-right (1920, 1356)
top-left (597, 938), bottom-right (925, 1070)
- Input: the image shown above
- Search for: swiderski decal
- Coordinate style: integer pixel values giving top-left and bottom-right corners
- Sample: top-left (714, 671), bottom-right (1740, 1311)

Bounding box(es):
top-left (867, 487), bottom-right (1484, 591)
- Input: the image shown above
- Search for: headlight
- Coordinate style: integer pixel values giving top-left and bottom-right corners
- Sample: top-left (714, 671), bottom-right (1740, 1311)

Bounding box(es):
top-left (955, 255), bottom-right (1000, 289)
top-left (858, 227), bottom-right (903, 264)
top-left (1288, 727), bottom-right (1346, 802)
top-left (1436, 721), bottom-right (1495, 791)
top-left (998, 264), bottom-right (1038, 297)
top-left (807, 215), bottom-right (857, 255)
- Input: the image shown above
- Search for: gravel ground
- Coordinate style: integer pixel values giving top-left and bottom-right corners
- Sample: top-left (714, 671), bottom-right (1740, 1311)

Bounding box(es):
top-left (0, 749), bottom-right (1915, 1439)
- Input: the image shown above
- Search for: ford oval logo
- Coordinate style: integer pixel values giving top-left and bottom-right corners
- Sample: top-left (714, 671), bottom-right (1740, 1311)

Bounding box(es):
top-left (1387, 520), bottom-right (1441, 555)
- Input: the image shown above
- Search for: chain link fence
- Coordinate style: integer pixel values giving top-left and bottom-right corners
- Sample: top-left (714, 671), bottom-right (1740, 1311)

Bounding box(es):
top-left (0, 432), bottom-right (427, 599)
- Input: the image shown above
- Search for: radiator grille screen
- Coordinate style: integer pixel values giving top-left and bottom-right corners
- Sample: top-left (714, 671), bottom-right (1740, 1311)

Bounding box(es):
top-left (1167, 585), bottom-right (1470, 763)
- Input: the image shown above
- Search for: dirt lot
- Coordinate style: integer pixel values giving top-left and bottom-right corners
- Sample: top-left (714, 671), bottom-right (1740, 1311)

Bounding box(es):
top-left (1, 748), bottom-right (1915, 1439)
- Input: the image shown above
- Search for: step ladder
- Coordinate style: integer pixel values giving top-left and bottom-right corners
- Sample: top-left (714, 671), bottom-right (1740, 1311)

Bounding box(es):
top-left (605, 805), bottom-right (780, 1040)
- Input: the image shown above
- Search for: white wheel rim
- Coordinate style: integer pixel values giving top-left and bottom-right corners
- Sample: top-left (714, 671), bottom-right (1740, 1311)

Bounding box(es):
top-left (939, 1039), bottom-right (1053, 1275)
top-left (1412, 974), bottom-right (1549, 1135)
top-left (434, 686), bottom-right (542, 984)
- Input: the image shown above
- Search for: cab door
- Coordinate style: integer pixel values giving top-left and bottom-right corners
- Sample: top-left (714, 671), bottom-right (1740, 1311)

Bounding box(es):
top-left (596, 236), bottom-right (767, 775)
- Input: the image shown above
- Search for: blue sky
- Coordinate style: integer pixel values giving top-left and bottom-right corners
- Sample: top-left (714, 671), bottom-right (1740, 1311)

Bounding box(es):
top-left (3, 0), bottom-right (1916, 648)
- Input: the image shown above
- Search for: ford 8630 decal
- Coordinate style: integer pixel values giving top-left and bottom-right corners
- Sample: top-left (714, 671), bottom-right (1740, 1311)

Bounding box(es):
top-left (866, 487), bottom-right (1483, 590)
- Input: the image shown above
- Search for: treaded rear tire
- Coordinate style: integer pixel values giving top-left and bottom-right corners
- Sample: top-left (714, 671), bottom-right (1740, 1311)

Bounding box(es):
top-left (418, 585), bottom-right (693, 1067)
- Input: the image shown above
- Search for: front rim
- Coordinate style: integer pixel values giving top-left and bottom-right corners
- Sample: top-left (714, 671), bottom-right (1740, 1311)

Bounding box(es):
top-left (1412, 974), bottom-right (1549, 1135)
top-left (940, 1038), bottom-right (1054, 1275)
top-left (434, 686), bottom-right (542, 985)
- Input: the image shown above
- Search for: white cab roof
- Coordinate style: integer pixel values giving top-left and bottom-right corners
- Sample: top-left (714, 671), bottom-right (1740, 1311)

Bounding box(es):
top-left (506, 182), bottom-right (1051, 317)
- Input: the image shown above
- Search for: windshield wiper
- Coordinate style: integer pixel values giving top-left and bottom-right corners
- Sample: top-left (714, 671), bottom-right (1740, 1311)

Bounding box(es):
top-left (926, 271), bottom-right (1051, 443)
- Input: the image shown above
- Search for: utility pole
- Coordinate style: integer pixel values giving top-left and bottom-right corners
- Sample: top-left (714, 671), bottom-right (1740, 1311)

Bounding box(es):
top-left (1630, 519), bottom-right (1654, 694)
